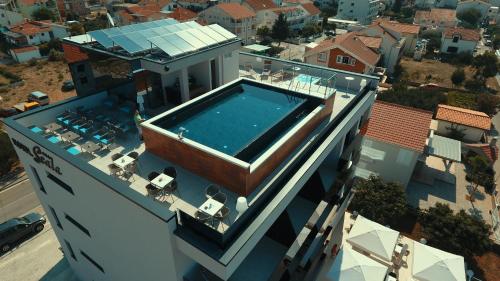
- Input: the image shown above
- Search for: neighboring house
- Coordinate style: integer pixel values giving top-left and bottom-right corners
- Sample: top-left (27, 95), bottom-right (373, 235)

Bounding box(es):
top-left (117, 5), bottom-right (170, 25)
top-left (242, 0), bottom-right (277, 28)
top-left (369, 18), bottom-right (421, 55)
top-left (435, 104), bottom-right (491, 143)
top-left (303, 32), bottom-right (381, 74)
top-left (414, 8), bottom-right (458, 30)
top-left (3, 20), bottom-right (69, 46)
top-left (465, 141), bottom-right (498, 166)
top-left (0, 8), bottom-right (24, 26)
top-left (456, 0), bottom-right (492, 21)
top-left (0, 0), bottom-right (58, 25)
top-left (177, 0), bottom-right (210, 11)
top-left (165, 6), bottom-right (197, 22)
top-left (440, 27), bottom-right (480, 54)
top-left (263, 3), bottom-right (320, 31)
top-left (60, 0), bottom-right (91, 18)
top-left (9, 45), bottom-right (41, 62)
top-left (336, 0), bottom-right (381, 25)
top-left (357, 101), bottom-right (433, 187)
top-left (198, 3), bottom-right (256, 44)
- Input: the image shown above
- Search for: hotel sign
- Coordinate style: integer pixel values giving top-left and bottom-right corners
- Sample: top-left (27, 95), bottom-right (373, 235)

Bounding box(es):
top-left (12, 138), bottom-right (62, 175)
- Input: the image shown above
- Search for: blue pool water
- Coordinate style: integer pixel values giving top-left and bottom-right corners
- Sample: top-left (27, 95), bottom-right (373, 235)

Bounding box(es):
top-left (295, 74), bottom-right (321, 85)
top-left (166, 83), bottom-right (306, 156)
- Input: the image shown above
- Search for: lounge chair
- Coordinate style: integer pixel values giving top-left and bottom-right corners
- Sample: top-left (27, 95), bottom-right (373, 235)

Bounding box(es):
top-left (47, 135), bottom-right (61, 144)
top-left (66, 146), bottom-right (81, 156)
top-left (29, 125), bottom-right (44, 134)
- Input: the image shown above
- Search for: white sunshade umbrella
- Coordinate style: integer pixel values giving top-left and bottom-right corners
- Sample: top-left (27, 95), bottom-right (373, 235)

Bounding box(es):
top-left (346, 215), bottom-right (400, 261)
top-left (326, 247), bottom-right (388, 281)
top-left (412, 242), bottom-right (466, 281)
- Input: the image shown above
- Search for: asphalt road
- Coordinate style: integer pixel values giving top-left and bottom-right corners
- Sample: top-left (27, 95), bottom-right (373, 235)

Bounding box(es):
top-left (0, 179), bottom-right (41, 222)
top-left (0, 180), bottom-right (78, 281)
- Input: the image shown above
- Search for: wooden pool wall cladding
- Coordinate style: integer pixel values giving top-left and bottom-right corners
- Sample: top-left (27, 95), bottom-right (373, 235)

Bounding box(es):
top-left (142, 94), bottom-right (334, 196)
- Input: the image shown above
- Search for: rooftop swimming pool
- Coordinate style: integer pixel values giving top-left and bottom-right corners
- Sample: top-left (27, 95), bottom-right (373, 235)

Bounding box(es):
top-left (157, 82), bottom-right (311, 159)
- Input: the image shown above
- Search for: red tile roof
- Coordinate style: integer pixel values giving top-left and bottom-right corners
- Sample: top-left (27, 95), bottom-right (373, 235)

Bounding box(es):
top-left (11, 46), bottom-right (38, 53)
top-left (356, 35), bottom-right (382, 49)
top-left (9, 21), bottom-right (52, 36)
top-left (167, 7), bottom-right (197, 21)
top-left (361, 101), bottom-right (433, 152)
top-left (443, 27), bottom-right (480, 41)
top-left (217, 3), bottom-right (256, 19)
top-left (466, 143), bottom-right (498, 163)
top-left (301, 3), bottom-right (320, 16)
top-left (414, 8), bottom-right (456, 25)
top-left (244, 0), bottom-right (277, 12)
top-left (373, 18), bottom-right (420, 35)
top-left (435, 104), bottom-right (491, 130)
top-left (137, 0), bottom-right (171, 7)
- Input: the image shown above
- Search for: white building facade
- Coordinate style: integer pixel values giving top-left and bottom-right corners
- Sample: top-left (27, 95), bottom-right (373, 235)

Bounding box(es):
top-left (336, 0), bottom-right (381, 25)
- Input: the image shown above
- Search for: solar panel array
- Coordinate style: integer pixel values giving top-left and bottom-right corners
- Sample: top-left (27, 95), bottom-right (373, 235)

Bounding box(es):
top-left (88, 19), bottom-right (237, 57)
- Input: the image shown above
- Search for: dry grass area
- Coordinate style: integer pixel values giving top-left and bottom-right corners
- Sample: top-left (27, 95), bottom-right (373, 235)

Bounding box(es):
top-left (0, 60), bottom-right (76, 108)
top-left (400, 57), bottom-right (500, 92)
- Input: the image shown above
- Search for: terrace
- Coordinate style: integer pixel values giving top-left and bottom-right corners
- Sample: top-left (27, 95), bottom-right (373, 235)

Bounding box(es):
top-left (14, 55), bottom-right (377, 262)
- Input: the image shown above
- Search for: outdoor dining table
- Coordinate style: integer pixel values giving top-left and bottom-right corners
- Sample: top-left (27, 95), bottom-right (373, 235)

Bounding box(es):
top-left (150, 173), bottom-right (174, 189)
top-left (199, 198), bottom-right (224, 217)
top-left (81, 141), bottom-right (100, 154)
top-left (44, 122), bottom-right (62, 132)
top-left (113, 155), bottom-right (135, 169)
top-left (61, 131), bottom-right (81, 142)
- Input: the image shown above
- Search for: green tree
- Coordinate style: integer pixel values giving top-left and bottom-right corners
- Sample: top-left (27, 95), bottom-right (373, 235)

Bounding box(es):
top-left (465, 155), bottom-right (495, 196)
top-left (0, 131), bottom-right (18, 176)
top-left (392, 0), bottom-right (402, 13)
top-left (271, 13), bottom-right (289, 46)
top-left (473, 51), bottom-right (498, 78)
top-left (457, 8), bottom-right (482, 27)
top-left (377, 83), bottom-right (446, 111)
top-left (419, 203), bottom-right (491, 258)
top-left (477, 93), bottom-right (500, 116)
top-left (464, 78), bottom-right (485, 92)
top-left (256, 26), bottom-right (270, 39)
top-left (451, 68), bottom-right (465, 86)
top-left (421, 31), bottom-right (442, 53)
top-left (349, 176), bottom-right (408, 226)
top-left (32, 7), bottom-right (55, 21)
top-left (301, 22), bottom-right (320, 37)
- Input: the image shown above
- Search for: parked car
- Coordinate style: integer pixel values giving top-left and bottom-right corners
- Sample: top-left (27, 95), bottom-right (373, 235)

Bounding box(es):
top-left (27, 91), bottom-right (49, 106)
top-left (324, 30), bottom-right (336, 37)
top-left (61, 80), bottom-right (74, 92)
top-left (485, 39), bottom-right (492, 47)
top-left (13, 101), bottom-right (39, 113)
top-left (0, 213), bottom-right (46, 253)
top-left (0, 107), bottom-right (17, 117)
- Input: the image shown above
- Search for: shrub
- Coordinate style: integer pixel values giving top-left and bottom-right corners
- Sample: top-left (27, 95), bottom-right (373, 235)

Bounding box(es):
top-left (28, 58), bottom-right (38, 66)
top-left (464, 79), bottom-right (485, 92)
top-left (57, 73), bottom-right (64, 81)
top-left (451, 68), bottom-right (465, 86)
top-left (48, 49), bottom-right (64, 61)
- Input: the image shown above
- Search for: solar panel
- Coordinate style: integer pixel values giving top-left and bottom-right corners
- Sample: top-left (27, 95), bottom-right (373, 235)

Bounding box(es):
top-left (177, 30), bottom-right (207, 49)
top-left (103, 28), bottom-right (124, 37)
top-left (110, 34), bottom-right (143, 54)
top-left (148, 36), bottom-right (184, 56)
top-left (124, 32), bottom-right (151, 49)
top-left (200, 25), bottom-right (227, 42)
top-left (188, 28), bottom-right (218, 45)
top-left (209, 24), bottom-right (237, 40)
top-left (88, 30), bottom-right (115, 48)
top-left (184, 21), bottom-right (201, 29)
top-left (163, 33), bottom-right (196, 52)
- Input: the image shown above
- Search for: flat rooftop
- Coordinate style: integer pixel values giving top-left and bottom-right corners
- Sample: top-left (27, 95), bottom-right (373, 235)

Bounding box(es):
top-left (8, 54), bottom-right (379, 262)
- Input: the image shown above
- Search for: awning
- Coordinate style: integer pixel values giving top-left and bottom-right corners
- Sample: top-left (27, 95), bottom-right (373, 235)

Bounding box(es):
top-left (242, 44), bottom-right (271, 53)
top-left (354, 167), bottom-right (377, 179)
top-left (326, 247), bottom-right (388, 281)
top-left (361, 146), bottom-right (386, 161)
top-left (427, 134), bottom-right (461, 162)
top-left (412, 242), bottom-right (466, 281)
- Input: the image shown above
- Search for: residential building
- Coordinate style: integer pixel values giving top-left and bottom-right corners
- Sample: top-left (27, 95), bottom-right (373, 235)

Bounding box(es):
top-left (414, 8), bottom-right (458, 30)
top-left (369, 18), bottom-right (421, 55)
top-left (440, 27), bottom-right (480, 54)
top-left (198, 3), bottom-right (256, 44)
top-left (303, 32), bottom-right (381, 74)
top-left (242, 0), bottom-right (278, 28)
top-left (177, 0), bottom-right (211, 11)
top-left (0, 0), bottom-right (58, 25)
top-left (262, 4), bottom-right (320, 31)
top-left (9, 45), bottom-right (41, 62)
top-left (116, 5), bottom-right (170, 25)
top-left (456, 0), bottom-right (492, 21)
top-left (356, 101), bottom-right (433, 187)
top-left (435, 104), bottom-right (492, 143)
top-left (60, 0), bottom-right (91, 18)
top-left (165, 6), bottom-right (197, 22)
top-left (3, 20), bottom-right (69, 46)
top-left (4, 20), bottom-right (380, 281)
top-left (336, 0), bottom-right (381, 25)
top-left (0, 6), bottom-right (24, 26)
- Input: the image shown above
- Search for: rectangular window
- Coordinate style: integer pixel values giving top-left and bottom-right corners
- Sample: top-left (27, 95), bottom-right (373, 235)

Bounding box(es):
top-left (342, 56), bottom-right (350, 64)
top-left (350, 58), bottom-right (356, 65)
top-left (336, 55), bottom-right (342, 63)
top-left (47, 173), bottom-right (74, 195)
top-left (65, 214), bottom-right (90, 237)
top-left (64, 240), bottom-right (76, 260)
top-left (49, 206), bottom-right (63, 229)
top-left (318, 52), bottom-right (327, 62)
top-left (30, 166), bottom-right (46, 194)
top-left (80, 250), bottom-right (104, 273)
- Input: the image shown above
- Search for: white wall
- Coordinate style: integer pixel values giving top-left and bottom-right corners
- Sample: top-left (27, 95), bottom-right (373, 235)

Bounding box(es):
top-left (357, 137), bottom-right (420, 187)
top-left (0, 8), bottom-right (24, 26)
top-left (436, 120), bottom-right (485, 142)
top-left (10, 49), bottom-right (41, 62)
top-left (221, 50), bottom-right (239, 84)
top-left (440, 37), bottom-right (478, 54)
top-left (5, 121), bottom-right (195, 281)
top-left (337, 0), bottom-right (380, 25)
